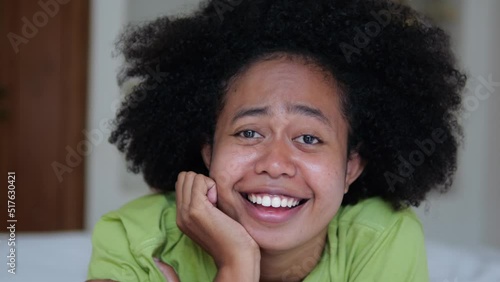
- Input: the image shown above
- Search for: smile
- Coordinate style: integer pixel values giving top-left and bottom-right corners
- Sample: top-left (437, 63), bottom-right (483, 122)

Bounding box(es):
top-left (246, 193), bottom-right (302, 208)
top-left (241, 192), bottom-right (308, 224)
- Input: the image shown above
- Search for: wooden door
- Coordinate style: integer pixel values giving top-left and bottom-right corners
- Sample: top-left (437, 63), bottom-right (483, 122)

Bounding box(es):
top-left (0, 0), bottom-right (89, 231)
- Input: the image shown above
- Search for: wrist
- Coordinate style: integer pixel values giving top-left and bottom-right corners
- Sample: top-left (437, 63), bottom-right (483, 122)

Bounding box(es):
top-left (215, 261), bottom-right (260, 282)
top-left (215, 248), bottom-right (260, 282)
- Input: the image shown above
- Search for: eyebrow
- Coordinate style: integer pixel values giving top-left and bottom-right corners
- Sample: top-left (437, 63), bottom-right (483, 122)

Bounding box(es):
top-left (231, 103), bottom-right (331, 126)
top-left (287, 104), bottom-right (331, 126)
top-left (232, 107), bottom-right (270, 124)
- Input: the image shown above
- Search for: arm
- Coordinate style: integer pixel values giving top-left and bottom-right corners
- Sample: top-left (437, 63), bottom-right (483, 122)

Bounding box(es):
top-left (349, 214), bottom-right (429, 282)
top-left (175, 172), bottom-right (261, 282)
top-left (86, 212), bottom-right (166, 282)
top-left (154, 255), bottom-right (260, 282)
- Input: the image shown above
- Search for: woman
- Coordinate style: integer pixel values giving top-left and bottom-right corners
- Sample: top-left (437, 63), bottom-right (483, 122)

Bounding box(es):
top-left (87, 0), bottom-right (465, 281)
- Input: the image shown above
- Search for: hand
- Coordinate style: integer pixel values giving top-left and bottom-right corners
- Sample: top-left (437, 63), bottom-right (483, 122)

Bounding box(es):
top-left (175, 171), bottom-right (260, 281)
top-left (154, 258), bottom-right (180, 282)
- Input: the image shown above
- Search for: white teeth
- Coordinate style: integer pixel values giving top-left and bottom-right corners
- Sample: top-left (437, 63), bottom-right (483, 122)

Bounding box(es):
top-left (246, 193), bottom-right (302, 209)
top-left (262, 195), bottom-right (271, 207)
top-left (280, 198), bottom-right (287, 207)
top-left (271, 197), bottom-right (281, 208)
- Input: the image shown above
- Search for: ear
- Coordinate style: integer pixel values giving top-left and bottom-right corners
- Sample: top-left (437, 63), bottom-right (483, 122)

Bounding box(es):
top-left (344, 152), bottom-right (366, 194)
top-left (201, 144), bottom-right (212, 170)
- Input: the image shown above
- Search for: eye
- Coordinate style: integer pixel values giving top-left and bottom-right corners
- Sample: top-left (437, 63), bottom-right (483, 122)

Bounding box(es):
top-left (236, 130), bottom-right (263, 139)
top-left (295, 135), bottom-right (321, 145)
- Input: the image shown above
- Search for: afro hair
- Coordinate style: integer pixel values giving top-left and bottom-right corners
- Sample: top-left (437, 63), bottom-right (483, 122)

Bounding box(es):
top-left (110, 0), bottom-right (466, 209)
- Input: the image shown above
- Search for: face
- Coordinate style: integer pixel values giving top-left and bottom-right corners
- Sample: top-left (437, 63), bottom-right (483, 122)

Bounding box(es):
top-left (202, 57), bottom-right (365, 253)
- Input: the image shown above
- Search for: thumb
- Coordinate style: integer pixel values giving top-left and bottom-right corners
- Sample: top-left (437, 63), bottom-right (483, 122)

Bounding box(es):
top-left (203, 174), bottom-right (217, 206)
top-left (154, 258), bottom-right (180, 282)
top-left (207, 183), bottom-right (217, 205)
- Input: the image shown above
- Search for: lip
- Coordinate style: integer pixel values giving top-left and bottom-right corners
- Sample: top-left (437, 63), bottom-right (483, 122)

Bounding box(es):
top-left (240, 192), bottom-right (307, 224)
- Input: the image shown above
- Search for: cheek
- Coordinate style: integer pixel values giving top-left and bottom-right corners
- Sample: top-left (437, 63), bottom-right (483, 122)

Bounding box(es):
top-left (301, 159), bottom-right (347, 218)
top-left (209, 146), bottom-right (257, 190)
top-left (301, 157), bottom-right (346, 189)
top-left (303, 161), bottom-right (346, 217)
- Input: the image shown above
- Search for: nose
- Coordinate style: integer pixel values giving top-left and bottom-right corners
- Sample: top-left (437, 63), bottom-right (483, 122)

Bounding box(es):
top-left (254, 138), bottom-right (297, 178)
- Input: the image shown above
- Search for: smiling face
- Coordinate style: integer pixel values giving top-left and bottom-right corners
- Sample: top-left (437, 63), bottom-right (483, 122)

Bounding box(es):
top-left (202, 56), bottom-right (365, 253)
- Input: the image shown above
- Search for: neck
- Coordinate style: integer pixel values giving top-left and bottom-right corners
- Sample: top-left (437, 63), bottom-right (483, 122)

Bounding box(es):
top-left (259, 231), bottom-right (327, 282)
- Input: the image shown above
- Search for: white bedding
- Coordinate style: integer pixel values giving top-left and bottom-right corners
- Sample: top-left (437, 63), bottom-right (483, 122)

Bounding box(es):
top-left (426, 240), bottom-right (500, 282)
top-left (1, 232), bottom-right (499, 281)
top-left (0, 232), bottom-right (92, 282)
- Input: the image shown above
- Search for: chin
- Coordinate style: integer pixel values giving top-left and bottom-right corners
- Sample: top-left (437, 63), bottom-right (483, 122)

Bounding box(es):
top-left (245, 224), bottom-right (307, 253)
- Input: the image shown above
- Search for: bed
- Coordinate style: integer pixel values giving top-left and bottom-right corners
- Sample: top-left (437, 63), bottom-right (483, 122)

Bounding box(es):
top-left (1, 232), bottom-right (499, 281)
top-left (0, 232), bottom-right (92, 282)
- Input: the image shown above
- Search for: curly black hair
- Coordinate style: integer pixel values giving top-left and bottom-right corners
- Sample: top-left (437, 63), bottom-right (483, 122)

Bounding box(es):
top-left (110, 0), bottom-right (466, 209)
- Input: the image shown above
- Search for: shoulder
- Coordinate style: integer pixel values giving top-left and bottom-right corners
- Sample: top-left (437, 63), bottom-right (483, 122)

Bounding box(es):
top-left (95, 192), bottom-right (178, 244)
top-left (109, 192), bottom-right (173, 217)
top-left (329, 197), bottom-right (428, 281)
top-left (87, 193), bottom-right (178, 281)
top-left (334, 196), bottom-right (422, 234)
top-left (331, 197), bottom-right (425, 258)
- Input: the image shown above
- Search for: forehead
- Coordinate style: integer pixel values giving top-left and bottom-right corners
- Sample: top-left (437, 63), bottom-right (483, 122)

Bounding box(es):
top-left (222, 58), bottom-right (343, 118)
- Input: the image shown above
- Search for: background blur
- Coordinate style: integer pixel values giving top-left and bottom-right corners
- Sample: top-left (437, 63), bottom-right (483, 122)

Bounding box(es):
top-left (0, 0), bottom-right (499, 280)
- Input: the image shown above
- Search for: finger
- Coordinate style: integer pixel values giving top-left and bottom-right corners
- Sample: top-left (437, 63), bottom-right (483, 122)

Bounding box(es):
top-left (203, 176), bottom-right (217, 203)
top-left (181, 171), bottom-right (197, 208)
top-left (190, 174), bottom-right (215, 208)
top-left (175, 172), bottom-right (186, 214)
top-left (207, 183), bottom-right (217, 206)
top-left (154, 258), bottom-right (180, 282)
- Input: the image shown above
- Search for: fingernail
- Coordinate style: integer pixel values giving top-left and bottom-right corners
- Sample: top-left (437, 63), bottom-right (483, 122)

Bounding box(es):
top-left (153, 257), bottom-right (160, 262)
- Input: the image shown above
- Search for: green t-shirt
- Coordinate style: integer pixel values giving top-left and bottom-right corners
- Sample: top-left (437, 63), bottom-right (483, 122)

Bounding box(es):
top-left (87, 192), bottom-right (429, 281)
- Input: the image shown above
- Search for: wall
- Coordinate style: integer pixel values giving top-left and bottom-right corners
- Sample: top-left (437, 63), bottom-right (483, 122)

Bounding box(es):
top-left (483, 0), bottom-right (500, 249)
top-left (85, 0), bottom-right (138, 230)
top-left (127, 0), bottom-right (201, 23)
top-left (415, 0), bottom-right (500, 249)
